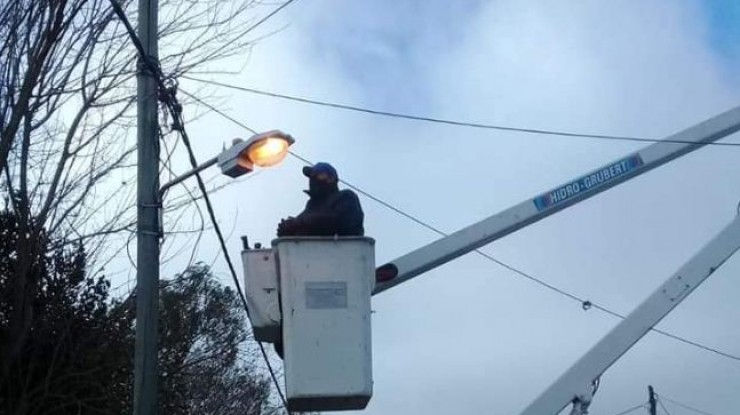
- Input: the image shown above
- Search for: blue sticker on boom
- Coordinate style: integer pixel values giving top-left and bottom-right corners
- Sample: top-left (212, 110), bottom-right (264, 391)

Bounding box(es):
top-left (533, 154), bottom-right (644, 211)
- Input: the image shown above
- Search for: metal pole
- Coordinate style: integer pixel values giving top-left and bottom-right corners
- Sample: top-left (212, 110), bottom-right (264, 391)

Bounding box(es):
top-left (134, 0), bottom-right (159, 413)
top-left (648, 386), bottom-right (657, 415)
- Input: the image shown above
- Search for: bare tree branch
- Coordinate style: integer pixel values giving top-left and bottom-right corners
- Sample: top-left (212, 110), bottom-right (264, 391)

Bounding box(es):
top-left (1, 0), bottom-right (287, 407)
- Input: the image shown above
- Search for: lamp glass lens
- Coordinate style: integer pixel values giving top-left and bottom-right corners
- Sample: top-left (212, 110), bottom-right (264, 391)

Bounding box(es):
top-left (247, 137), bottom-right (290, 167)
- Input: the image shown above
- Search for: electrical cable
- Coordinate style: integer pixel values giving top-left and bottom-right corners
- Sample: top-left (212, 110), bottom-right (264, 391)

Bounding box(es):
top-left (658, 398), bottom-right (673, 415)
top-left (242, 0), bottom-right (296, 36)
top-left (612, 402), bottom-right (649, 415)
top-left (179, 89), bottom-right (257, 134)
top-left (172, 117), bottom-right (290, 411)
top-left (108, 1), bottom-right (291, 411)
top-left (189, 95), bottom-right (740, 364)
top-left (658, 394), bottom-right (723, 415)
top-left (181, 76), bottom-right (740, 148)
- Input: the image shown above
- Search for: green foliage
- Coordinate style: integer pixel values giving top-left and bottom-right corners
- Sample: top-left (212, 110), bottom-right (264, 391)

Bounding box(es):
top-left (156, 264), bottom-right (271, 415)
top-left (0, 209), bottom-right (271, 414)
top-left (0, 208), bottom-right (131, 414)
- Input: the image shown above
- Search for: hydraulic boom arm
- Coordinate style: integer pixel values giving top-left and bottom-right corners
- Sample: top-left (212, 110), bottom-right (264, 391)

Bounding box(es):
top-left (520, 213), bottom-right (740, 415)
top-left (374, 105), bottom-right (740, 295)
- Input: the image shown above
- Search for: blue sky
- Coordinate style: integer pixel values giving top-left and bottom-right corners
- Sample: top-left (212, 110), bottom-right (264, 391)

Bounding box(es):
top-left (705, 0), bottom-right (740, 63)
top-left (292, 1), bottom-right (486, 112)
top-left (139, 2), bottom-right (740, 414)
top-left (272, 0), bottom-right (740, 124)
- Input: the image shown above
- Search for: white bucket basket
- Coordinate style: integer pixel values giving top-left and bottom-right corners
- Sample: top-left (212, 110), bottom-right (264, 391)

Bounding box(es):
top-left (241, 248), bottom-right (281, 343)
top-left (274, 236), bottom-right (375, 412)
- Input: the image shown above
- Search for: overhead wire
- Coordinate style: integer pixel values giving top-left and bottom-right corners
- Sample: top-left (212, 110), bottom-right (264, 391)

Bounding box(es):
top-left (612, 402), bottom-right (649, 415)
top-left (658, 398), bottom-right (674, 415)
top-left (108, 0), bottom-right (293, 411)
top-left (658, 394), bottom-right (723, 415)
top-left (243, 0), bottom-right (297, 35)
top-left (187, 94), bottom-right (740, 363)
top-left (179, 89), bottom-right (258, 134)
top-left (158, 125), bottom-right (208, 269)
top-left (168, 104), bottom-right (291, 413)
top-left (181, 76), bottom-right (740, 148)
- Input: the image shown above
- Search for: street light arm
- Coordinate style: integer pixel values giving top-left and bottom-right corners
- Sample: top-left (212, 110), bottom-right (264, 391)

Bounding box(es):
top-left (159, 156), bottom-right (218, 199)
top-left (159, 130), bottom-right (294, 199)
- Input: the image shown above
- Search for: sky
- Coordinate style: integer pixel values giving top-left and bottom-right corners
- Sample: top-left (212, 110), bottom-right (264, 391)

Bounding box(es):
top-left (134, 1), bottom-right (740, 414)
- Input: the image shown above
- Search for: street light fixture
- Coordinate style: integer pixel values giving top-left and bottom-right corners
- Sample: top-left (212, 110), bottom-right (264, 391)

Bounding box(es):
top-left (159, 130), bottom-right (294, 196)
top-left (218, 130), bottom-right (295, 177)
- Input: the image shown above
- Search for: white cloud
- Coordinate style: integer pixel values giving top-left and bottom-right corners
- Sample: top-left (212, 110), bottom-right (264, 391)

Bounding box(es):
top-left (148, 1), bottom-right (740, 413)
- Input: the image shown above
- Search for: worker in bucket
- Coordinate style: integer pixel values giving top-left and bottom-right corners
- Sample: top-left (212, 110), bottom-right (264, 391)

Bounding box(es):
top-left (276, 162), bottom-right (364, 237)
top-left (273, 162), bottom-right (364, 359)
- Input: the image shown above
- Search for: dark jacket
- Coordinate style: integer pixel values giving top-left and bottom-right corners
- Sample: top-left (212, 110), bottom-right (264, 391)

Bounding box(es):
top-left (296, 189), bottom-right (364, 236)
top-left (281, 189), bottom-right (364, 237)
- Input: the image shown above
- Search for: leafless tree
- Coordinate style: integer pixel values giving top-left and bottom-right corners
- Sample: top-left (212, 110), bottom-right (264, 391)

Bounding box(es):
top-left (0, 0), bottom-right (276, 387)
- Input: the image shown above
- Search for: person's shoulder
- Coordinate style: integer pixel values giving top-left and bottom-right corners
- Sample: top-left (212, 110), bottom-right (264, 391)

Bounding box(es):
top-left (333, 189), bottom-right (362, 209)
top-left (337, 189), bottom-right (360, 201)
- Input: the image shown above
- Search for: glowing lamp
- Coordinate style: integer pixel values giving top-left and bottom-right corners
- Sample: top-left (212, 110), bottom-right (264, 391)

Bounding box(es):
top-left (218, 130), bottom-right (294, 177)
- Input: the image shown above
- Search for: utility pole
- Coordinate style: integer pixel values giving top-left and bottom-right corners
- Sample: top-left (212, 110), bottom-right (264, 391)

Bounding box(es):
top-left (648, 386), bottom-right (657, 415)
top-left (134, 0), bottom-right (159, 414)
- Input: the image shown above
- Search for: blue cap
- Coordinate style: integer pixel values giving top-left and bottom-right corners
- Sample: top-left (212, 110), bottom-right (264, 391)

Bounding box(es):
top-left (302, 162), bottom-right (338, 180)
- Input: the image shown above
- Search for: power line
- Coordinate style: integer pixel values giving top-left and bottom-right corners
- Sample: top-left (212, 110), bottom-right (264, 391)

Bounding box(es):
top-left (180, 89), bottom-right (257, 134)
top-left (108, 1), bottom-right (291, 411)
top-left (191, 91), bottom-right (740, 364)
top-left (181, 75), bottom-right (740, 148)
top-left (648, 327), bottom-right (739, 361)
top-left (243, 0), bottom-right (297, 35)
top-left (290, 158), bottom-right (740, 362)
top-left (170, 105), bottom-right (290, 412)
top-left (658, 395), bottom-right (723, 415)
top-left (659, 398), bottom-right (674, 415)
top-left (386, 201), bottom-right (740, 361)
top-left (613, 402), bottom-right (649, 415)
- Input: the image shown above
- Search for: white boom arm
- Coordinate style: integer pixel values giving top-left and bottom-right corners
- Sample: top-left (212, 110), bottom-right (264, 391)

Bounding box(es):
top-left (373, 105), bottom-right (740, 295)
top-left (520, 214), bottom-right (740, 415)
